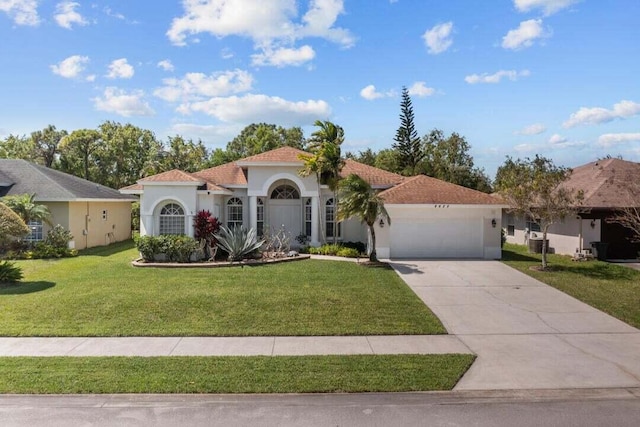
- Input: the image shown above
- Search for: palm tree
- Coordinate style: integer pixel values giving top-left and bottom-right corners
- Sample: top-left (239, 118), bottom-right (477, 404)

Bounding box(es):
top-left (338, 174), bottom-right (390, 262)
top-left (308, 120), bottom-right (345, 243)
top-left (298, 151), bottom-right (326, 242)
top-left (2, 193), bottom-right (52, 227)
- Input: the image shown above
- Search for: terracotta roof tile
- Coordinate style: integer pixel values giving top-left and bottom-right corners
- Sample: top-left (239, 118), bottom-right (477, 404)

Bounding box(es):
top-left (379, 174), bottom-right (503, 205)
top-left (341, 159), bottom-right (404, 188)
top-left (195, 162), bottom-right (247, 186)
top-left (120, 183), bottom-right (142, 191)
top-left (139, 169), bottom-right (203, 183)
top-left (238, 146), bottom-right (308, 163)
top-left (560, 158), bottom-right (640, 208)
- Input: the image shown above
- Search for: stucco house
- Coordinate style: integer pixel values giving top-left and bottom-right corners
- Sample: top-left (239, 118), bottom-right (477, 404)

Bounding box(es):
top-left (503, 158), bottom-right (640, 259)
top-left (0, 159), bottom-right (136, 250)
top-left (120, 146), bottom-right (505, 259)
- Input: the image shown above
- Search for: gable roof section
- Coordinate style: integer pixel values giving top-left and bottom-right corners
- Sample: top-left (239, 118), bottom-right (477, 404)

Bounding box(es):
top-left (341, 159), bottom-right (404, 188)
top-left (138, 169), bottom-right (204, 184)
top-left (560, 158), bottom-right (640, 208)
top-left (194, 162), bottom-right (247, 186)
top-left (379, 174), bottom-right (504, 205)
top-left (236, 146), bottom-right (308, 165)
top-left (0, 159), bottom-right (135, 202)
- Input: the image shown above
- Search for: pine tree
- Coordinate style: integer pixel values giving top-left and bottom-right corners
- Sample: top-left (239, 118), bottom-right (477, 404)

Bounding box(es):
top-left (392, 87), bottom-right (423, 175)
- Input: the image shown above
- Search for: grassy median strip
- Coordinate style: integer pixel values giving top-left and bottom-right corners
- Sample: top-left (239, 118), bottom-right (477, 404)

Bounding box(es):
top-left (0, 354), bottom-right (474, 394)
top-left (0, 241), bottom-right (444, 336)
top-left (502, 243), bottom-right (640, 329)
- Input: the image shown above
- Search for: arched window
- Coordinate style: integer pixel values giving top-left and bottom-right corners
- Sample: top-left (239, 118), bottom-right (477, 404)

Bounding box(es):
top-left (227, 197), bottom-right (243, 229)
top-left (270, 184), bottom-right (300, 200)
top-left (159, 203), bottom-right (185, 235)
top-left (325, 198), bottom-right (341, 239)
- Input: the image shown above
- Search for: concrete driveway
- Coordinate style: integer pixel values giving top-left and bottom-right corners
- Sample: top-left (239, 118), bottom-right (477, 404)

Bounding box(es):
top-left (390, 260), bottom-right (640, 390)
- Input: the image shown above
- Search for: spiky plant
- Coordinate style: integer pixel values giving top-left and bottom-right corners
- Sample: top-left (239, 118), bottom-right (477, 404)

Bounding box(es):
top-left (0, 261), bottom-right (24, 284)
top-left (213, 226), bottom-right (265, 262)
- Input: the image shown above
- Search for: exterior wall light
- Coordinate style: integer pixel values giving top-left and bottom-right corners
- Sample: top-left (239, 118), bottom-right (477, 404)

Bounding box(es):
top-left (491, 219), bottom-right (497, 228)
top-left (590, 220), bottom-right (596, 229)
top-left (379, 218), bottom-right (385, 228)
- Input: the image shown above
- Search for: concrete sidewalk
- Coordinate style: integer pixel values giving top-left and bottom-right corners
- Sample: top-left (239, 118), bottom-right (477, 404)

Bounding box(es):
top-left (0, 335), bottom-right (470, 357)
top-left (390, 260), bottom-right (640, 391)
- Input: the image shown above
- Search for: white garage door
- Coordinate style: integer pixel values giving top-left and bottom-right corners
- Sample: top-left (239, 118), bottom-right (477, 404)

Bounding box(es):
top-left (390, 218), bottom-right (483, 258)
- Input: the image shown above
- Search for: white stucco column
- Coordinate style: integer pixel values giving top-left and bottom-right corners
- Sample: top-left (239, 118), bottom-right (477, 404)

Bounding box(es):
top-left (140, 214), bottom-right (153, 236)
top-left (249, 196), bottom-right (257, 231)
top-left (186, 213), bottom-right (195, 238)
top-left (311, 196), bottom-right (320, 246)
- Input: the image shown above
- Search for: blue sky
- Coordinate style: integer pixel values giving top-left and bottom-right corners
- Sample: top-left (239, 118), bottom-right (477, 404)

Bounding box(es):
top-left (1, 0), bottom-right (639, 177)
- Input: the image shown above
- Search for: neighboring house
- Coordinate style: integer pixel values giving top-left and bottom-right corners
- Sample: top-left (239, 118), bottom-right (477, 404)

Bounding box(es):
top-left (503, 158), bottom-right (640, 259)
top-left (0, 159), bottom-right (136, 250)
top-left (121, 146), bottom-right (505, 259)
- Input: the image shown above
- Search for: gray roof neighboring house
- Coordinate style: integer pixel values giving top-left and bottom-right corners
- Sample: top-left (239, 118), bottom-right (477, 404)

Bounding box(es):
top-left (0, 159), bottom-right (136, 202)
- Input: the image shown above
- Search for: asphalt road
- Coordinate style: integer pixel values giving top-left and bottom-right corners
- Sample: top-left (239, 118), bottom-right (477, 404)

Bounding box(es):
top-left (1, 389), bottom-right (639, 427)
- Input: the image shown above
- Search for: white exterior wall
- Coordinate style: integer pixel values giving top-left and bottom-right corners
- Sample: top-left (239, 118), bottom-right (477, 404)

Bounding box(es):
top-left (503, 212), bottom-right (601, 255)
top-left (377, 205), bottom-right (502, 259)
top-left (247, 166), bottom-right (319, 196)
top-left (139, 184), bottom-right (200, 236)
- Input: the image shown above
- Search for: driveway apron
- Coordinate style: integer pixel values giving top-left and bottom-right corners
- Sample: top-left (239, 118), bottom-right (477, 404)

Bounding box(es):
top-left (390, 260), bottom-right (640, 390)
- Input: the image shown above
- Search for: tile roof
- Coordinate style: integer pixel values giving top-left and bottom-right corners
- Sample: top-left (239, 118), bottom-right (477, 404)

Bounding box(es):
top-left (379, 174), bottom-right (504, 205)
top-left (341, 159), bottom-right (404, 188)
top-left (237, 146), bottom-right (308, 163)
top-left (194, 162), bottom-right (248, 186)
top-left (0, 159), bottom-right (136, 201)
top-left (138, 169), bottom-right (204, 183)
top-left (560, 158), bottom-right (640, 208)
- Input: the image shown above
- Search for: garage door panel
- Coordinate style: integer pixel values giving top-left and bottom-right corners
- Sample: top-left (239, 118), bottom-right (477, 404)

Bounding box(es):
top-left (390, 219), bottom-right (482, 258)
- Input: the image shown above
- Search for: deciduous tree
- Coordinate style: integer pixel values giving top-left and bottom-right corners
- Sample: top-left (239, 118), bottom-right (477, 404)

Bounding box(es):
top-left (495, 156), bottom-right (583, 269)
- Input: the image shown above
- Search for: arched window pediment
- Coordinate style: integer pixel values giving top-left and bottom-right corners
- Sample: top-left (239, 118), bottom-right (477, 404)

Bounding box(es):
top-left (270, 184), bottom-right (300, 200)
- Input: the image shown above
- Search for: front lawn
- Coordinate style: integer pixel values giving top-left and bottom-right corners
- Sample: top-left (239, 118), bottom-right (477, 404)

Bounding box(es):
top-left (0, 241), bottom-right (445, 336)
top-left (502, 243), bottom-right (640, 329)
top-left (0, 354), bottom-right (474, 393)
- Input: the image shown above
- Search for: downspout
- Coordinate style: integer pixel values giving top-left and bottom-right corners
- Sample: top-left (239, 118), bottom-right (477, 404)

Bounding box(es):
top-left (577, 215), bottom-right (583, 253)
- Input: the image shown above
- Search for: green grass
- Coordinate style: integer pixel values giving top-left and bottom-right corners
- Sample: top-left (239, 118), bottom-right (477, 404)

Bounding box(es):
top-left (0, 354), bottom-right (474, 393)
top-left (0, 241), bottom-right (445, 336)
top-left (502, 243), bottom-right (640, 329)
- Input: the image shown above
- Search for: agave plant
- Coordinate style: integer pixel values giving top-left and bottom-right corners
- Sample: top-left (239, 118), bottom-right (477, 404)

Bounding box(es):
top-left (213, 226), bottom-right (265, 262)
top-left (0, 261), bottom-right (24, 284)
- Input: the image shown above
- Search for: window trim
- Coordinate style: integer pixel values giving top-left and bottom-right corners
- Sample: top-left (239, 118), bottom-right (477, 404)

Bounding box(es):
top-left (226, 197), bottom-right (243, 229)
top-left (25, 219), bottom-right (44, 242)
top-left (159, 203), bottom-right (185, 235)
top-left (325, 198), bottom-right (341, 239)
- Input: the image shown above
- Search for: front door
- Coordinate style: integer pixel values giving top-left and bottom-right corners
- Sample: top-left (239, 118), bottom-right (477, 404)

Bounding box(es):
top-left (269, 200), bottom-right (302, 238)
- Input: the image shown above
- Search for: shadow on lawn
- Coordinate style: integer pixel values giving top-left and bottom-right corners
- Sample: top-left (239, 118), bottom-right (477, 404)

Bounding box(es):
top-left (552, 263), bottom-right (639, 281)
top-left (501, 250), bottom-right (541, 263)
top-left (79, 240), bottom-right (136, 257)
top-left (0, 281), bottom-right (55, 295)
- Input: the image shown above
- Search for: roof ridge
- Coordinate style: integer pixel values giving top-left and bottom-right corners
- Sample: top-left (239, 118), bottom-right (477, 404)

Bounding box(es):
top-left (24, 161), bottom-right (76, 199)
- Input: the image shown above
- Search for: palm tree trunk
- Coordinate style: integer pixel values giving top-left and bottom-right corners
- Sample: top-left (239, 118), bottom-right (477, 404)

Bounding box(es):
top-left (369, 224), bottom-right (377, 262)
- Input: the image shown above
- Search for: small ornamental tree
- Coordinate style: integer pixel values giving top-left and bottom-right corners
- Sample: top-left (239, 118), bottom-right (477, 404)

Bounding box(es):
top-left (495, 155), bottom-right (583, 270)
top-left (0, 202), bottom-right (30, 241)
top-left (193, 210), bottom-right (221, 259)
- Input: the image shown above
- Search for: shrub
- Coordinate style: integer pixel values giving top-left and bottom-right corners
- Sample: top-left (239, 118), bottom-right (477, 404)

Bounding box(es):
top-left (0, 261), bottom-right (23, 284)
top-left (31, 242), bottom-right (77, 259)
top-left (342, 241), bottom-right (366, 254)
top-left (164, 235), bottom-right (200, 263)
top-left (336, 247), bottom-right (361, 258)
top-left (131, 201), bottom-right (140, 232)
top-left (44, 225), bottom-right (73, 250)
top-left (214, 226), bottom-right (265, 262)
top-left (134, 235), bottom-right (164, 262)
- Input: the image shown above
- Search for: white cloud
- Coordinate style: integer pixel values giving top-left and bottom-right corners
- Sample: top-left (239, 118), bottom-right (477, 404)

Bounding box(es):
top-left (251, 45), bottom-right (316, 67)
top-left (154, 69), bottom-right (254, 102)
top-left (167, 0), bottom-right (354, 50)
top-left (408, 81), bottom-right (436, 97)
top-left (598, 133), bottom-right (640, 148)
top-left (0, 0), bottom-right (39, 26)
top-left (502, 19), bottom-right (549, 50)
top-left (157, 60), bottom-right (175, 72)
top-left (93, 87), bottom-right (154, 117)
top-left (50, 55), bottom-right (90, 79)
top-left (514, 143), bottom-right (537, 153)
top-left (106, 58), bottom-right (135, 79)
top-left (422, 22), bottom-right (453, 54)
top-left (54, 1), bottom-right (88, 29)
top-left (359, 85), bottom-right (394, 101)
top-left (180, 94), bottom-right (331, 126)
top-left (548, 133), bottom-right (567, 145)
top-left (513, 0), bottom-right (579, 16)
top-left (515, 123), bottom-right (546, 135)
top-left (465, 69), bottom-right (530, 84)
top-left (563, 100), bottom-right (640, 128)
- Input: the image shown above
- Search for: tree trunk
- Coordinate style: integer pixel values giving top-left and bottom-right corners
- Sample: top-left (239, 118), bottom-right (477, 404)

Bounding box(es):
top-left (369, 224), bottom-right (377, 262)
top-left (541, 225), bottom-right (550, 270)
